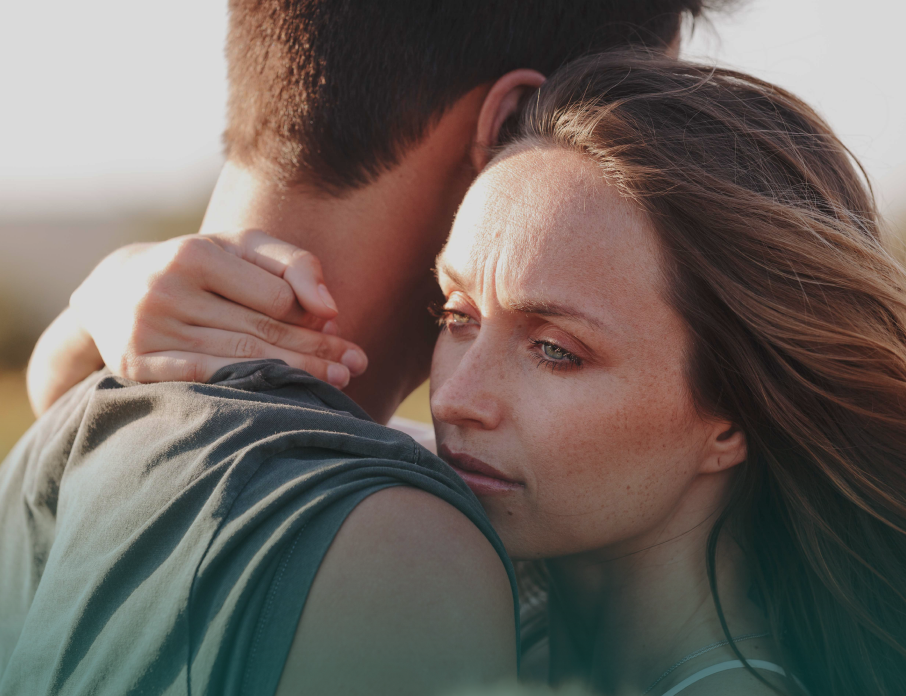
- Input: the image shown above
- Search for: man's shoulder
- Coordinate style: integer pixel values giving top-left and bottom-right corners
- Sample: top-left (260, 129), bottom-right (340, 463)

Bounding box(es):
top-left (275, 486), bottom-right (518, 695)
top-left (84, 359), bottom-right (370, 426)
top-left (0, 363), bottom-right (518, 695)
top-left (8, 359), bottom-right (455, 534)
top-left (51, 360), bottom-right (445, 526)
top-left (65, 360), bottom-right (418, 465)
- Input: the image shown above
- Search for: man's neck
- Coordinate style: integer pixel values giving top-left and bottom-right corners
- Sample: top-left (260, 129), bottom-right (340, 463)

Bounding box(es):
top-left (199, 112), bottom-right (478, 422)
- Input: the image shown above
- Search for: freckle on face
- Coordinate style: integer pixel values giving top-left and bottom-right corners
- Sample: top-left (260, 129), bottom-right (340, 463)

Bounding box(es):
top-left (431, 145), bottom-right (715, 561)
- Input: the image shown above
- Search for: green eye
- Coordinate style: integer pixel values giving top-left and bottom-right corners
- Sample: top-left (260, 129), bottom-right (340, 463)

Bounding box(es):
top-left (542, 343), bottom-right (569, 360)
top-left (531, 339), bottom-right (582, 371)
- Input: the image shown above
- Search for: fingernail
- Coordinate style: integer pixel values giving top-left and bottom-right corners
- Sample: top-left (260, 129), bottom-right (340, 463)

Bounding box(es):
top-left (318, 284), bottom-right (338, 313)
top-left (327, 363), bottom-right (350, 388)
top-left (341, 349), bottom-right (368, 375)
top-left (322, 320), bottom-right (339, 336)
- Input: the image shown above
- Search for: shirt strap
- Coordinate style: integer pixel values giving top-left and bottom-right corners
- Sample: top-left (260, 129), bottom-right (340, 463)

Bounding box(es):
top-left (659, 659), bottom-right (785, 696)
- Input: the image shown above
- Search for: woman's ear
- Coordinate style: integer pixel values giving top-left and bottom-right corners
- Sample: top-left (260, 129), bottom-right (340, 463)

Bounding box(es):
top-left (700, 421), bottom-right (747, 474)
top-left (471, 69), bottom-right (546, 172)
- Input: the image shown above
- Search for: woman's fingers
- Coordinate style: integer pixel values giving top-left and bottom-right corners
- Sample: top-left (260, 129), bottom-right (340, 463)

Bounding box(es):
top-left (185, 324), bottom-right (367, 376)
top-left (125, 348), bottom-right (353, 388)
top-left (182, 240), bottom-right (317, 327)
top-left (65, 233), bottom-right (358, 391)
top-left (162, 295), bottom-right (367, 375)
top-left (210, 230), bottom-right (339, 320)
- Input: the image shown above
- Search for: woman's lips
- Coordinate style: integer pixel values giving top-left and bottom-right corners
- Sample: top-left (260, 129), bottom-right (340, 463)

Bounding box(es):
top-left (438, 444), bottom-right (524, 496)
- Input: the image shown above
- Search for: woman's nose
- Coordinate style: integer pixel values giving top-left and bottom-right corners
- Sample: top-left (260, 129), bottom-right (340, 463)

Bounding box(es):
top-left (431, 345), bottom-right (503, 431)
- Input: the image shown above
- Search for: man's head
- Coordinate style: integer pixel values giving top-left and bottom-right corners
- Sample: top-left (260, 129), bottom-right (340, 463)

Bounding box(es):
top-left (223, 0), bottom-right (724, 195)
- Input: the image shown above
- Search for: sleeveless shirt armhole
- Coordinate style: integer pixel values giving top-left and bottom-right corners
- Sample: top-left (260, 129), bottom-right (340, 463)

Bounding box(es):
top-left (659, 659), bottom-right (786, 696)
top-left (238, 483), bottom-right (399, 696)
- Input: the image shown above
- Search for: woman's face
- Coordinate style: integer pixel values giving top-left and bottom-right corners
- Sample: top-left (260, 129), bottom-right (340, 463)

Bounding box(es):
top-left (430, 145), bottom-right (725, 561)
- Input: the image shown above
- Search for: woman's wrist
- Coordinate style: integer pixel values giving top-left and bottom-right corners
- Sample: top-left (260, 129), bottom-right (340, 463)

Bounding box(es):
top-left (26, 307), bottom-right (103, 417)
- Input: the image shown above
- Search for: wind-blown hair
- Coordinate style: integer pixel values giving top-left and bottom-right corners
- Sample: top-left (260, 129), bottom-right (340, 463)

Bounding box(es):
top-left (515, 54), bottom-right (906, 695)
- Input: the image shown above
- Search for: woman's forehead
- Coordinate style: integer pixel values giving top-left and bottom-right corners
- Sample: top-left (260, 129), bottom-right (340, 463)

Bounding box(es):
top-left (439, 146), bottom-right (659, 298)
top-left (437, 144), bottom-right (688, 373)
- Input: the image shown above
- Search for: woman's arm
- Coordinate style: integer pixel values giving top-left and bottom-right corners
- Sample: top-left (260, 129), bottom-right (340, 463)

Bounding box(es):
top-left (27, 231), bottom-right (368, 417)
top-left (26, 308), bottom-right (104, 416)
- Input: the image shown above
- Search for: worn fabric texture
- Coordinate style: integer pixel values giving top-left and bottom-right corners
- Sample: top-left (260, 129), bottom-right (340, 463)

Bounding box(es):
top-left (0, 360), bottom-right (518, 695)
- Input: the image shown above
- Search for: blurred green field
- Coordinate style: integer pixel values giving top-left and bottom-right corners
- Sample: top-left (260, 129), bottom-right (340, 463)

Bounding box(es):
top-left (393, 380), bottom-right (432, 423)
top-left (0, 371), bottom-right (34, 461)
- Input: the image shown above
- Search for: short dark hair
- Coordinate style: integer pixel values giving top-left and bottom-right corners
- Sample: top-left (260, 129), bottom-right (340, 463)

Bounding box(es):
top-left (224, 0), bottom-right (728, 194)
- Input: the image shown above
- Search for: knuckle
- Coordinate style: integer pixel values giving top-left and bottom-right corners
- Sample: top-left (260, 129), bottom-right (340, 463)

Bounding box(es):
top-left (142, 268), bottom-right (176, 300)
top-left (313, 336), bottom-right (336, 360)
top-left (233, 334), bottom-right (263, 359)
top-left (232, 228), bottom-right (259, 246)
top-left (167, 236), bottom-right (215, 272)
top-left (292, 249), bottom-right (322, 276)
top-left (297, 313), bottom-right (325, 331)
top-left (188, 360), bottom-right (207, 384)
top-left (293, 355), bottom-right (321, 377)
top-left (203, 230), bottom-right (241, 256)
top-left (254, 314), bottom-right (286, 345)
top-left (268, 284), bottom-right (297, 319)
top-left (182, 331), bottom-right (208, 353)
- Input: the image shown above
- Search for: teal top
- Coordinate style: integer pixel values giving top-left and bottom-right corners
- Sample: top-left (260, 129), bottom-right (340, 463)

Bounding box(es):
top-left (0, 360), bottom-right (518, 695)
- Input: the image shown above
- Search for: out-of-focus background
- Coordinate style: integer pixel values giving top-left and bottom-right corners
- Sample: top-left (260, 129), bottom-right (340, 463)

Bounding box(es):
top-left (1, 0), bottom-right (905, 458)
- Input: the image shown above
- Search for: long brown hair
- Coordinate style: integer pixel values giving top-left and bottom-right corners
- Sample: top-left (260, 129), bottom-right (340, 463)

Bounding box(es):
top-left (516, 53), bottom-right (906, 695)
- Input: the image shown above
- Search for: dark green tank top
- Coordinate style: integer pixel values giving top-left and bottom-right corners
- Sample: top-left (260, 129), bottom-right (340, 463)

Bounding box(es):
top-left (0, 361), bottom-right (518, 695)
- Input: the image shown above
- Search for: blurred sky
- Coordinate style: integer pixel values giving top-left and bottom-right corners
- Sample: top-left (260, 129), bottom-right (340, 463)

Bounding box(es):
top-left (0, 0), bottom-right (228, 218)
top-left (0, 0), bottom-right (904, 220)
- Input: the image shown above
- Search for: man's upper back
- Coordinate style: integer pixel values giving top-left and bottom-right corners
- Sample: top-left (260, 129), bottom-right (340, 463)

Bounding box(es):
top-left (0, 360), bottom-right (517, 695)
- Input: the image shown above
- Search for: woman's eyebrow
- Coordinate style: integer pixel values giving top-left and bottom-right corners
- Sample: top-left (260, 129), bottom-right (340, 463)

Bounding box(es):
top-left (434, 258), bottom-right (469, 289)
top-left (508, 299), bottom-right (607, 331)
top-left (436, 258), bottom-right (607, 331)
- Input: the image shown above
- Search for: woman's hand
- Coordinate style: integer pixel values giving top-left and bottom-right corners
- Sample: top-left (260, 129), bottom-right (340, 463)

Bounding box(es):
top-left (27, 230), bottom-right (368, 416)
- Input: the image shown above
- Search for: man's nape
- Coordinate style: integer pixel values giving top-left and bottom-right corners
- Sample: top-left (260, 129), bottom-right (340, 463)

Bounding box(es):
top-left (198, 97), bottom-right (483, 423)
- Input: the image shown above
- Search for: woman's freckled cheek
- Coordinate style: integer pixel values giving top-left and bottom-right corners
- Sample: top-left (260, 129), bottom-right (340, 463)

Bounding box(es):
top-left (523, 368), bottom-right (689, 523)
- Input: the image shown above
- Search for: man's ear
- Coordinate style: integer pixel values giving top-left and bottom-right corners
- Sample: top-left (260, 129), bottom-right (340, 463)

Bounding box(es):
top-left (700, 421), bottom-right (747, 475)
top-left (471, 69), bottom-right (546, 172)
